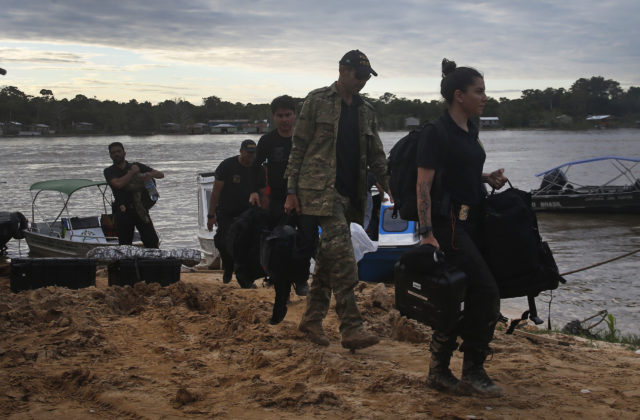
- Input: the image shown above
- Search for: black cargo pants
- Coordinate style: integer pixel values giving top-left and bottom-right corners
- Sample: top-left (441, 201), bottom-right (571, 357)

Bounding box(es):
top-left (432, 210), bottom-right (501, 354)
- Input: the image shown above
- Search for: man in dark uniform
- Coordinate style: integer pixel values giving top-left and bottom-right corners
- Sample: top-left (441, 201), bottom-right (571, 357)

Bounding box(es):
top-left (104, 141), bottom-right (164, 248)
top-left (207, 139), bottom-right (267, 285)
top-left (255, 95), bottom-right (314, 297)
top-left (256, 95), bottom-right (296, 219)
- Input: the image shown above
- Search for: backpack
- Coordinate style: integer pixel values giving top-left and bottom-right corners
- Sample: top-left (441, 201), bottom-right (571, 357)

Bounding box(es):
top-left (387, 120), bottom-right (447, 221)
top-left (225, 207), bottom-right (270, 287)
top-left (260, 224), bottom-right (297, 278)
top-left (481, 186), bottom-right (565, 298)
top-left (259, 220), bottom-right (316, 325)
top-left (480, 185), bottom-right (566, 326)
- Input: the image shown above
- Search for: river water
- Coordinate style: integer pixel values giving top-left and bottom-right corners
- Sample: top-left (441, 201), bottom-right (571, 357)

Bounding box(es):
top-left (1, 130), bottom-right (639, 336)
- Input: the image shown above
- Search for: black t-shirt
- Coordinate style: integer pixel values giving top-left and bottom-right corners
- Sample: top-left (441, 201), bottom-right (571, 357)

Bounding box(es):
top-left (255, 129), bottom-right (291, 201)
top-left (335, 97), bottom-right (361, 202)
top-left (416, 110), bottom-right (486, 206)
top-left (104, 161), bottom-right (153, 207)
top-left (215, 155), bottom-right (266, 218)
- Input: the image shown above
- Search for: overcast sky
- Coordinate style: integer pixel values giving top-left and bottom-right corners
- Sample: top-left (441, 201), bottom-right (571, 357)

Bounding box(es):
top-left (1, 0), bottom-right (639, 105)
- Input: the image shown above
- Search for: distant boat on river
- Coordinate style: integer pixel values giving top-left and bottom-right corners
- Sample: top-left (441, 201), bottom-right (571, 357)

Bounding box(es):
top-left (531, 156), bottom-right (640, 213)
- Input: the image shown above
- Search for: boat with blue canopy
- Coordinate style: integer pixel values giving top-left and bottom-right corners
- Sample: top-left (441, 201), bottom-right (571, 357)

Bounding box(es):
top-left (530, 156), bottom-right (640, 213)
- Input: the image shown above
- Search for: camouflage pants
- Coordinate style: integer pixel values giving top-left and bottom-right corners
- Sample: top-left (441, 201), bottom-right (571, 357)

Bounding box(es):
top-left (300, 192), bottom-right (362, 334)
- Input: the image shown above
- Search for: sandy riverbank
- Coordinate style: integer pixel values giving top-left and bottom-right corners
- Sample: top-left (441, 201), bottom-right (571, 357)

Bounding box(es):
top-left (1, 269), bottom-right (639, 419)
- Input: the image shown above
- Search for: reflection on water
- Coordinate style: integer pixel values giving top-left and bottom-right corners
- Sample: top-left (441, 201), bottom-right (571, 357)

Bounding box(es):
top-left (1, 130), bottom-right (639, 335)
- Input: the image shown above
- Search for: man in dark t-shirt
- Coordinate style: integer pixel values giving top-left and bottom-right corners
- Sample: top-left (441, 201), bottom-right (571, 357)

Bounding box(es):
top-left (255, 95), bottom-right (316, 308)
top-left (103, 141), bottom-right (164, 248)
top-left (207, 139), bottom-right (267, 284)
top-left (255, 98), bottom-right (295, 217)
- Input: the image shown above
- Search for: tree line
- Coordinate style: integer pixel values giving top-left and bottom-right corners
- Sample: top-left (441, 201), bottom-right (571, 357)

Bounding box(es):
top-left (1, 76), bottom-right (639, 134)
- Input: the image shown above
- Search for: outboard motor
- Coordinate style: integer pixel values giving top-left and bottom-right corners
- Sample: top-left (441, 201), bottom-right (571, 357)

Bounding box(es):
top-left (0, 211), bottom-right (28, 255)
top-left (540, 169), bottom-right (567, 192)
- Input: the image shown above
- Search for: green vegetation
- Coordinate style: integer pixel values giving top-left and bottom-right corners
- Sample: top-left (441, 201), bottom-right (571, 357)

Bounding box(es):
top-left (1, 76), bottom-right (639, 134)
top-left (603, 313), bottom-right (620, 342)
top-left (508, 312), bottom-right (640, 349)
top-left (596, 313), bottom-right (640, 347)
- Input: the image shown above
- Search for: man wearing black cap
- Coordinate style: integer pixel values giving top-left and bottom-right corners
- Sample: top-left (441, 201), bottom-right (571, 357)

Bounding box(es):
top-left (284, 50), bottom-right (391, 350)
top-left (207, 139), bottom-right (267, 285)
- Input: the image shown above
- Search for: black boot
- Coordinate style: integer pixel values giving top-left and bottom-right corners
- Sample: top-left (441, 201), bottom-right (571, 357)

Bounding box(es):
top-left (458, 349), bottom-right (503, 397)
top-left (426, 355), bottom-right (460, 393)
top-left (222, 265), bottom-right (233, 284)
top-left (426, 332), bottom-right (459, 393)
top-left (270, 274), bottom-right (290, 325)
top-left (293, 279), bottom-right (309, 296)
top-left (270, 303), bottom-right (287, 325)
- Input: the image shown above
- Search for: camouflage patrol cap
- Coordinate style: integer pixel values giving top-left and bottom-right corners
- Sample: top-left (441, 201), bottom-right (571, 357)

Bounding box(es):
top-left (339, 50), bottom-right (378, 77)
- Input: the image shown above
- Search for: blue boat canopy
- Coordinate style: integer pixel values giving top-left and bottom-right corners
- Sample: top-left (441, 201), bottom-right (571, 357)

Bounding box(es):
top-left (535, 156), bottom-right (640, 177)
top-left (29, 179), bottom-right (108, 196)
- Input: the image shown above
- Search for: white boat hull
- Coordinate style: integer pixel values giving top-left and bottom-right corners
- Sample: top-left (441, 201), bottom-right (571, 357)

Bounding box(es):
top-left (196, 228), bottom-right (220, 269)
top-left (196, 173), bottom-right (221, 269)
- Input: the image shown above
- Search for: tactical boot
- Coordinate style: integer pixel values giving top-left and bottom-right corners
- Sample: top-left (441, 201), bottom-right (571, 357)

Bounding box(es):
top-left (293, 280), bottom-right (309, 296)
top-left (222, 266), bottom-right (233, 284)
top-left (458, 352), bottom-right (504, 397)
top-left (298, 321), bottom-right (330, 346)
top-left (269, 304), bottom-right (287, 325)
top-left (341, 327), bottom-right (379, 350)
top-left (426, 331), bottom-right (459, 393)
top-left (426, 355), bottom-right (460, 393)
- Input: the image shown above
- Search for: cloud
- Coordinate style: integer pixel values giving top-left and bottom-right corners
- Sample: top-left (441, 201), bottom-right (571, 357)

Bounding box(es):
top-left (0, 48), bottom-right (87, 64)
top-left (2, 0), bottom-right (639, 103)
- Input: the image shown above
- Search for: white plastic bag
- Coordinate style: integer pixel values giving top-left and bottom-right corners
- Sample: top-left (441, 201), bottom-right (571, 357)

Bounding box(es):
top-left (350, 222), bottom-right (378, 262)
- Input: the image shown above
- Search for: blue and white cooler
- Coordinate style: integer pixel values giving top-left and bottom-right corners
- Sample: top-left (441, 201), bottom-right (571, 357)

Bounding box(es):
top-left (357, 194), bottom-right (419, 282)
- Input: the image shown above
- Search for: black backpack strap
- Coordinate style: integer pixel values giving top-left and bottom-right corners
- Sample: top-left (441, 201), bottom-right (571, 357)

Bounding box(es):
top-left (427, 118), bottom-right (451, 217)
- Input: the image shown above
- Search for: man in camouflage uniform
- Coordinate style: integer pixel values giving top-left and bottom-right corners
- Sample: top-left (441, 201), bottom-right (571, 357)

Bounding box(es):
top-left (284, 50), bottom-right (390, 350)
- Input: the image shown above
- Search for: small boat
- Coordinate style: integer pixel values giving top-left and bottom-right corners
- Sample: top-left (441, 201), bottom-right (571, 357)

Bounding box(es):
top-left (196, 173), bottom-right (220, 268)
top-left (531, 156), bottom-right (640, 213)
top-left (358, 190), bottom-right (419, 282)
top-left (22, 179), bottom-right (135, 257)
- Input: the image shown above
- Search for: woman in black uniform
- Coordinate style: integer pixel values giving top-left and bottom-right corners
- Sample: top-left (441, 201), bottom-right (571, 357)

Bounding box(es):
top-left (416, 58), bottom-right (508, 397)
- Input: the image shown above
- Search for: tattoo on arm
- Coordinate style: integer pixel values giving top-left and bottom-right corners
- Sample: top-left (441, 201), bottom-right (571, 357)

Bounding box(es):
top-left (417, 180), bottom-right (432, 228)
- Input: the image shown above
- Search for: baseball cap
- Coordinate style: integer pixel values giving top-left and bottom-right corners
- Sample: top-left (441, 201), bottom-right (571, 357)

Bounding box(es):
top-left (339, 50), bottom-right (378, 78)
top-left (240, 139), bottom-right (257, 152)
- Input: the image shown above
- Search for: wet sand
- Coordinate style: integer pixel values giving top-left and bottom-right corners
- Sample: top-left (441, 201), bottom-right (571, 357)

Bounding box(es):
top-left (1, 269), bottom-right (639, 419)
